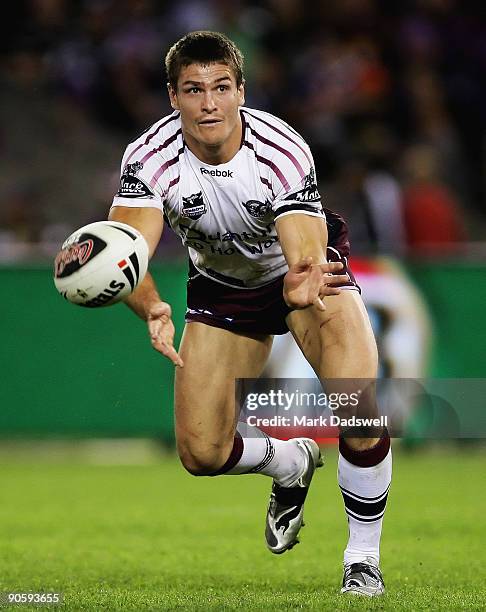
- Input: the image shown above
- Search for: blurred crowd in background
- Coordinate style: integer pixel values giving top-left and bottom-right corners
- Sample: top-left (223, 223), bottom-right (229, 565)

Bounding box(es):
top-left (1, 0), bottom-right (485, 260)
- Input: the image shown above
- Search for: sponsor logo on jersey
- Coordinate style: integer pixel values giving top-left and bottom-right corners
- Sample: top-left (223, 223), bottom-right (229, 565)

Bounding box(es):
top-left (242, 200), bottom-right (271, 219)
top-left (182, 191), bottom-right (207, 220)
top-left (54, 234), bottom-right (107, 278)
top-left (116, 160), bottom-right (154, 199)
top-left (179, 223), bottom-right (278, 256)
top-left (283, 168), bottom-right (320, 203)
top-left (200, 167), bottom-right (234, 178)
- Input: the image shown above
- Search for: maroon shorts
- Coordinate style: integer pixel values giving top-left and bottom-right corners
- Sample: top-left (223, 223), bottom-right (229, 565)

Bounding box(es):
top-left (185, 249), bottom-right (359, 336)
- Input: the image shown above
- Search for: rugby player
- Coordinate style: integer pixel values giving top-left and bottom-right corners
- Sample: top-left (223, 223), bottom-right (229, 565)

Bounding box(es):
top-left (109, 31), bottom-right (391, 597)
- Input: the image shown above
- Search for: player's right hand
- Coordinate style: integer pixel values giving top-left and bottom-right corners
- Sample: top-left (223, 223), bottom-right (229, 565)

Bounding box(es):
top-left (146, 301), bottom-right (184, 367)
top-left (283, 258), bottom-right (349, 311)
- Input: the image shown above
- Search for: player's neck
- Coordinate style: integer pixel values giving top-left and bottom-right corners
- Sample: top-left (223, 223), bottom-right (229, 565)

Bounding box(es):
top-left (183, 120), bottom-right (242, 165)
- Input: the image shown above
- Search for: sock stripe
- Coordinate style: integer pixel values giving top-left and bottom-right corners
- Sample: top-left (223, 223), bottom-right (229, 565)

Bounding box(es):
top-left (340, 488), bottom-right (389, 519)
top-left (248, 435), bottom-right (275, 473)
top-left (339, 483), bottom-right (390, 503)
top-left (345, 508), bottom-right (386, 523)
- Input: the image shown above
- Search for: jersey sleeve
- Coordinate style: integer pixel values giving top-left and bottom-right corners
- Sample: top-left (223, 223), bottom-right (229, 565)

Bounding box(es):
top-left (111, 145), bottom-right (165, 212)
top-left (270, 145), bottom-right (325, 221)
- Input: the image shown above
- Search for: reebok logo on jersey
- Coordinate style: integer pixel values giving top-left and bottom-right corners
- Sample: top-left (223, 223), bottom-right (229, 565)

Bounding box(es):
top-left (117, 160), bottom-right (155, 199)
top-left (182, 191), bottom-right (207, 220)
top-left (200, 167), bottom-right (234, 178)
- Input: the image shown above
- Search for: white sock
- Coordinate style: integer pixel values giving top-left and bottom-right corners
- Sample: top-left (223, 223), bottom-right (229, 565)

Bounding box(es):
top-left (226, 422), bottom-right (305, 486)
top-left (338, 448), bottom-right (392, 565)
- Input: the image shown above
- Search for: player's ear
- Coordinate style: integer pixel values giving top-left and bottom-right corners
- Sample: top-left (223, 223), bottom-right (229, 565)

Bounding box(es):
top-left (238, 80), bottom-right (245, 106)
top-left (168, 83), bottom-right (179, 110)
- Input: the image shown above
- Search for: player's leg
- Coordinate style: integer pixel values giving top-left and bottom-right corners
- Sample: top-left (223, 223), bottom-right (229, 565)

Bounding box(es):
top-left (287, 290), bottom-right (391, 596)
top-left (174, 321), bottom-right (271, 475)
top-left (175, 321), bottom-right (323, 553)
top-left (175, 321), bottom-right (314, 482)
top-left (175, 321), bottom-right (303, 480)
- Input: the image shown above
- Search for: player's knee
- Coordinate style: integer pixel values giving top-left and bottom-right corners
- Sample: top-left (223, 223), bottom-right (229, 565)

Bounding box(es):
top-left (342, 426), bottom-right (388, 452)
top-left (177, 441), bottom-right (229, 476)
top-left (344, 436), bottom-right (381, 451)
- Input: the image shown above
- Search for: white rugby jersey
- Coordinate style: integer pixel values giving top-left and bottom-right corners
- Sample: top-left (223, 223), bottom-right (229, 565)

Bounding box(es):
top-left (111, 107), bottom-right (325, 288)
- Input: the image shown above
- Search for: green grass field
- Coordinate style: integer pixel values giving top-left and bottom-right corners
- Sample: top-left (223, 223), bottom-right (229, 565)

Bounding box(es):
top-left (1, 446), bottom-right (485, 611)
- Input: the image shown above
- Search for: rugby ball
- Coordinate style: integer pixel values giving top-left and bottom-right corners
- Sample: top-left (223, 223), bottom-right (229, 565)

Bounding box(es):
top-left (53, 221), bottom-right (149, 307)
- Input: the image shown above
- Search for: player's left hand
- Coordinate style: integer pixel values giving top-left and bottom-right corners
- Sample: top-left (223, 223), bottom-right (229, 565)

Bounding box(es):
top-left (283, 257), bottom-right (349, 311)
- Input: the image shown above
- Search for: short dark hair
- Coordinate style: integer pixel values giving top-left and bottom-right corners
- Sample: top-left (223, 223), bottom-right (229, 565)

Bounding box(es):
top-left (165, 31), bottom-right (244, 90)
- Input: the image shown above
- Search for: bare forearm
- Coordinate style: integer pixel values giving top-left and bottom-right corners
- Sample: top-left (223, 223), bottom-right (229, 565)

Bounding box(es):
top-left (275, 214), bottom-right (345, 310)
top-left (107, 206), bottom-right (165, 320)
top-left (276, 214), bottom-right (328, 266)
top-left (124, 271), bottom-right (162, 320)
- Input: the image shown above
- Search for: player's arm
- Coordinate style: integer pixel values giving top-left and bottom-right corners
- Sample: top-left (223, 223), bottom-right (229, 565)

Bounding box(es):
top-left (276, 213), bottom-right (347, 311)
top-left (108, 206), bottom-right (162, 317)
top-left (108, 206), bottom-right (183, 367)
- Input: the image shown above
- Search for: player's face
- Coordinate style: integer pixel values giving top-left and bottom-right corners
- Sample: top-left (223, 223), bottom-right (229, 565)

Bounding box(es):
top-left (169, 62), bottom-right (245, 163)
